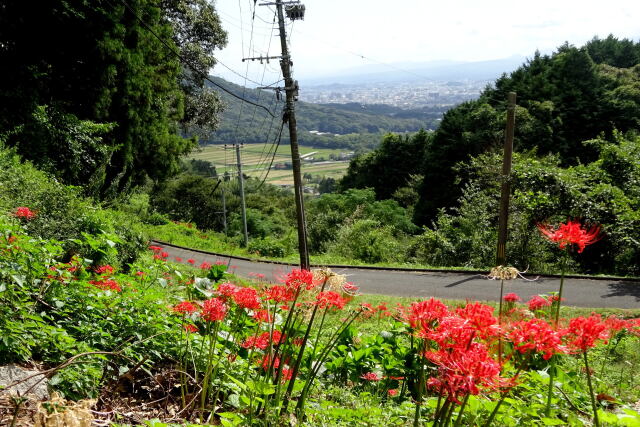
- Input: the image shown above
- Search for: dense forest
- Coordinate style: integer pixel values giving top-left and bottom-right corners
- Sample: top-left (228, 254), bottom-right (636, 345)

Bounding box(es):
top-left (202, 77), bottom-right (444, 150)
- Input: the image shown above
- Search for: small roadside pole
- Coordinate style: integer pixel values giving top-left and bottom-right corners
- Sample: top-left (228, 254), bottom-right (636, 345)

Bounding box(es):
top-left (236, 144), bottom-right (249, 247)
top-left (496, 92), bottom-right (517, 266)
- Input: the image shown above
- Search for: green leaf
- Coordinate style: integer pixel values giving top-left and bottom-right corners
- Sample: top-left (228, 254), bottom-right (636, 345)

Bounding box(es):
top-left (541, 417), bottom-right (565, 425)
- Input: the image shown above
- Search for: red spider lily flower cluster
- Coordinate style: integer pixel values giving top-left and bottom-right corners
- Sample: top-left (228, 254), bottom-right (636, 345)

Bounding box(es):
top-left (94, 265), bottom-right (115, 275)
top-left (242, 330), bottom-right (286, 350)
top-left (360, 372), bottom-right (382, 381)
top-left (14, 207), bottom-right (36, 220)
top-left (565, 314), bottom-right (609, 352)
top-left (503, 293), bottom-right (521, 302)
top-left (187, 258), bottom-right (195, 265)
top-left (508, 318), bottom-right (568, 360)
top-left (282, 268), bottom-right (316, 292)
top-left (537, 220), bottom-right (602, 253)
top-left (527, 295), bottom-right (552, 311)
top-left (232, 286), bottom-right (262, 310)
top-left (315, 291), bottom-right (348, 310)
top-left (425, 343), bottom-right (504, 404)
top-left (252, 309), bottom-right (273, 323)
top-left (184, 324), bottom-right (198, 333)
top-left (89, 261), bottom-right (121, 292)
top-left (262, 284), bottom-right (296, 303)
top-left (200, 261), bottom-right (212, 270)
top-left (89, 278), bottom-right (121, 292)
top-left (173, 301), bottom-right (198, 315)
top-left (202, 297), bottom-right (228, 322)
top-left (405, 298), bottom-right (450, 330)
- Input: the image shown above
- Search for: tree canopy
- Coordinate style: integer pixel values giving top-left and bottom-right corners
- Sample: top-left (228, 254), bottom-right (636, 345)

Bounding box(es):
top-left (0, 0), bottom-right (227, 197)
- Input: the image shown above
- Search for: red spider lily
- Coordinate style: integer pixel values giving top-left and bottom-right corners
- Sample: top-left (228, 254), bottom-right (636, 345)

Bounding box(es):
top-left (387, 389), bottom-right (398, 397)
top-left (527, 295), bottom-right (551, 311)
top-left (626, 318), bottom-right (640, 337)
top-left (184, 324), bottom-right (198, 333)
top-left (175, 256), bottom-right (182, 262)
top-left (94, 265), bottom-right (115, 275)
top-left (565, 314), bottom-right (609, 352)
top-left (406, 298), bottom-right (449, 331)
top-left (360, 372), bottom-right (382, 381)
top-left (173, 301), bottom-right (198, 314)
top-left (282, 268), bottom-right (316, 291)
top-left (216, 282), bottom-right (240, 300)
top-left (187, 258), bottom-right (195, 265)
top-left (503, 293), bottom-right (521, 302)
top-left (202, 297), bottom-right (228, 322)
top-left (263, 284), bottom-right (295, 303)
top-left (252, 309), bottom-right (273, 323)
top-left (315, 291), bottom-right (347, 310)
top-left (455, 302), bottom-right (498, 337)
top-left (14, 207), bottom-right (36, 220)
top-left (89, 278), bottom-right (121, 292)
top-left (161, 251), bottom-right (169, 259)
top-left (425, 342), bottom-right (504, 403)
top-left (242, 330), bottom-right (285, 350)
top-left (200, 261), bottom-right (212, 270)
top-left (135, 271), bottom-right (145, 277)
top-left (148, 245), bottom-right (163, 252)
top-left (603, 315), bottom-right (630, 334)
top-left (507, 318), bottom-right (568, 360)
top-left (424, 315), bottom-right (476, 349)
top-left (537, 220), bottom-right (602, 253)
top-left (342, 282), bottom-right (359, 295)
top-left (232, 286), bottom-right (262, 310)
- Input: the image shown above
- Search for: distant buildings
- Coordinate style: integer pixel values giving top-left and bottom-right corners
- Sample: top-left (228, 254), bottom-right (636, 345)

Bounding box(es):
top-left (300, 80), bottom-right (487, 109)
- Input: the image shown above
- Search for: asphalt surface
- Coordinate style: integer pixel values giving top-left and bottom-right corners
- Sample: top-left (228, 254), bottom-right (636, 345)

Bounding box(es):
top-left (155, 242), bottom-right (640, 309)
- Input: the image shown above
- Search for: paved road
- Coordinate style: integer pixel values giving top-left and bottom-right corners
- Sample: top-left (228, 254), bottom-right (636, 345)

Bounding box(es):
top-left (155, 242), bottom-right (640, 309)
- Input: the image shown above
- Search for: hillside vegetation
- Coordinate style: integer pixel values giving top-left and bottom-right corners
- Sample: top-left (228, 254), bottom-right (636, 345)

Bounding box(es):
top-left (203, 77), bottom-right (444, 150)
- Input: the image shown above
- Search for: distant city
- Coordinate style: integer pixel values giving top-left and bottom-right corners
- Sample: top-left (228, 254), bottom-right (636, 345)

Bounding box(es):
top-left (299, 80), bottom-right (490, 109)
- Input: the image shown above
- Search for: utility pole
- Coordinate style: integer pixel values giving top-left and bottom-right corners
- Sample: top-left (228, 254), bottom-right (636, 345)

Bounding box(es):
top-left (236, 144), bottom-right (249, 247)
top-left (496, 92), bottom-right (517, 266)
top-left (220, 183), bottom-right (227, 235)
top-left (260, 0), bottom-right (309, 269)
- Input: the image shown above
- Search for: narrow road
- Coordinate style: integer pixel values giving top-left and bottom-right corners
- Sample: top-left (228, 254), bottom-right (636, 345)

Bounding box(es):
top-left (153, 241), bottom-right (640, 309)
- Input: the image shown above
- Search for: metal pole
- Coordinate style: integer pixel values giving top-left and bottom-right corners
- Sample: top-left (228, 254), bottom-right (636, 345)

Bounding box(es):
top-left (275, 0), bottom-right (310, 269)
top-left (496, 92), bottom-right (517, 266)
top-left (236, 144), bottom-right (249, 247)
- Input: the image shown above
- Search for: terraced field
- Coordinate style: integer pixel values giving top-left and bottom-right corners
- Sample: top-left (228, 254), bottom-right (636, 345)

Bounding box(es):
top-left (188, 143), bottom-right (353, 186)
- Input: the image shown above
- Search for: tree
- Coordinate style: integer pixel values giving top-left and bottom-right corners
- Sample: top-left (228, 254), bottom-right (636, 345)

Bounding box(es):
top-left (0, 0), bottom-right (227, 197)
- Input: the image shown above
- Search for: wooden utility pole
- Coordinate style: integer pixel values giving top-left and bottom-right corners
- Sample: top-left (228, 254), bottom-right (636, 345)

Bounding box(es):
top-left (496, 92), bottom-right (517, 266)
top-left (272, 0), bottom-right (310, 269)
top-left (236, 144), bottom-right (249, 247)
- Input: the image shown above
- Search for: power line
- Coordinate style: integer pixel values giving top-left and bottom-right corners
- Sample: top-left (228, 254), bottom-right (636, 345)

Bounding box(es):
top-left (110, 0), bottom-right (276, 118)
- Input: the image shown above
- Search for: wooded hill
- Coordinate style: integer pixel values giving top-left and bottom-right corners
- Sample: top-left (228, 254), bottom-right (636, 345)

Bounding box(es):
top-left (201, 77), bottom-right (446, 150)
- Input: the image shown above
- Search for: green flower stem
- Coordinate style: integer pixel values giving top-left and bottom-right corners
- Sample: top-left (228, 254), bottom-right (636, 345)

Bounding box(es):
top-left (296, 308), bottom-right (364, 415)
top-left (545, 355), bottom-right (557, 417)
top-left (584, 349), bottom-right (600, 427)
top-left (200, 321), bottom-right (220, 417)
top-left (283, 278), bottom-right (330, 412)
top-left (413, 341), bottom-right (426, 427)
top-left (454, 394), bottom-right (470, 427)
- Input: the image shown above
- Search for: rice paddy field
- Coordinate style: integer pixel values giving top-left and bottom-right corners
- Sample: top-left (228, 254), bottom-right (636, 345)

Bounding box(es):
top-left (188, 143), bottom-right (352, 186)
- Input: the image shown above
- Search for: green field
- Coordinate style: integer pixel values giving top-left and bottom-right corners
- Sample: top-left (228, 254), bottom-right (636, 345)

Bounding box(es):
top-left (188, 143), bottom-right (352, 186)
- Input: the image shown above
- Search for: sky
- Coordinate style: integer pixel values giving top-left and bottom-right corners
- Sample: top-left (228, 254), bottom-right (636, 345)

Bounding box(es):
top-left (212, 0), bottom-right (640, 85)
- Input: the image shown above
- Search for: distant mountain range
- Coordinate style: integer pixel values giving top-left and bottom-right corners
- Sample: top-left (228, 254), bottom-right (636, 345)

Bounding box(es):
top-left (299, 56), bottom-right (527, 86)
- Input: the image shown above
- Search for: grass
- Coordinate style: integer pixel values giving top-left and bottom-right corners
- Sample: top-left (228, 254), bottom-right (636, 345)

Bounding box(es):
top-left (188, 143), bottom-right (352, 186)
